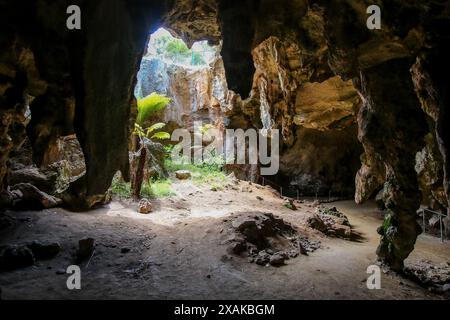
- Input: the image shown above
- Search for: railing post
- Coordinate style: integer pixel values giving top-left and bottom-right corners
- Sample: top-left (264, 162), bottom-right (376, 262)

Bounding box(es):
top-left (423, 209), bottom-right (426, 234)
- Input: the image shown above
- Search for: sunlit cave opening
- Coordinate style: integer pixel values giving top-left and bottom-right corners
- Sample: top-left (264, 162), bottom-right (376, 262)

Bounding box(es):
top-left (111, 27), bottom-right (231, 205)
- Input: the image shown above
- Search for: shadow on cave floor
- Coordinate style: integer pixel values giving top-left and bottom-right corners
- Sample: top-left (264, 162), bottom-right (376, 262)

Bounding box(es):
top-left (0, 181), bottom-right (449, 300)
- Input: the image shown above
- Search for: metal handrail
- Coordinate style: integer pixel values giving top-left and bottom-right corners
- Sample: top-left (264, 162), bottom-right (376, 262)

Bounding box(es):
top-left (259, 176), bottom-right (283, 198)
top-left (421, 208), bottom-right (447, 243)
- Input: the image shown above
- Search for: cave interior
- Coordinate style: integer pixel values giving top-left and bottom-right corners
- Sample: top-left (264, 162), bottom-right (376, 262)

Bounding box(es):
top-left (0, 0), bottom-right (449, 299)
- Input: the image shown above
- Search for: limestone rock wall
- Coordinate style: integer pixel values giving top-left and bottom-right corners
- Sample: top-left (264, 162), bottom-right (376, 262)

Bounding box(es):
top-left (135, 55), bottom-right (231, 133)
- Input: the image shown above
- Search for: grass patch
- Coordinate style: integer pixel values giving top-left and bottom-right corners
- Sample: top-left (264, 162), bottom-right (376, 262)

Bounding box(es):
top-left (110, 177), bottom-right (175, 200)
top-left (142, 179), bottom-right (176, 198)
top-left (165, 158), bottom-right (227, 186)
top-left (111, 150), bottom-right (228, 201)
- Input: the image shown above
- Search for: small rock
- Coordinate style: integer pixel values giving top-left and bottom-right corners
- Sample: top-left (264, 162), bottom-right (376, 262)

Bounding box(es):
top-left (27, 241), bottom-right (61, 260)
top-left (255, 251), bottom-right (270, 266)
top-left (138, 198), bottom-right (153, 214)
top-left (307, 215), bottom-right (328, 233)
top-left (256, 196), bottom-right (263, 201)
top-left (0, 192), bottom-right (13, 210)
top-left (269, 253), bottom-right (287, 267)
top-left (121, 248), bottom-right (131, 254)
top-left (332, 224), bottom-right (352, 238)
top-left (311, 200), bottom-right (320, 207)
top-left (76, 237), bottom-right (95, 262)
top-left (175, 170), bottom-right (191, 180)
top-left (283, 199), bottom-right (297, 211)
top-left (228, 241), bottom-right (247, 255)
top-left (56, 268), bottom-right (66, 275)
top-left (0, 245), bottom-right (35, 271)
top-left (0, 213), bottom-right (15, 230)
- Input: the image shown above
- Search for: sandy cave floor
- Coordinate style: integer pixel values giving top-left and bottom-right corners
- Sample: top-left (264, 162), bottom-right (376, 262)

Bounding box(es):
top-left (0, 180), bottom-right (449, 300)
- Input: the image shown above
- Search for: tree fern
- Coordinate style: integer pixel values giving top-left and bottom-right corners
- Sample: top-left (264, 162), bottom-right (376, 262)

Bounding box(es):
top-left (132, 92), bottom-right (171, 200)
top-left (136, 93), bottom-right (171, 126)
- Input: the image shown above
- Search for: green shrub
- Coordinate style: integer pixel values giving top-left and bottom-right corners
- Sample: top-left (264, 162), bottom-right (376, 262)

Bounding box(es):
top-left (110, 178), bottom-right (132, 199)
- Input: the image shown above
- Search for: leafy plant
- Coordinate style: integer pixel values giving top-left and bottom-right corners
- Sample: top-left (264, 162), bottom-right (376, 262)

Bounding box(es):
top-left (191, 51), bottom-right (206, 66)
top-left (132, 93), bottom-right (171, 200)
top-left (136, 93), bottom-right (171, 126)
top-left (165, 38), bottom-right (190, 61)
top-left (111, 177), bottom-right (132, 199)
top-left (148, 29), bottom-right (214, 67)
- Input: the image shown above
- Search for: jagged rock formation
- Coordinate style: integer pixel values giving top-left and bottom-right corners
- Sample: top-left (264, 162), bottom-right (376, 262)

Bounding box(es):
top-left (216, 0), bottom-right (450, 269)
top-left (164, 0), bottom-right (222, 47)
top-left (135, 55), bottom-right (231, 133)
top-left (247, 36), bottom-right (363, 195)
top-left (0, 0), bottom-right (449, 270)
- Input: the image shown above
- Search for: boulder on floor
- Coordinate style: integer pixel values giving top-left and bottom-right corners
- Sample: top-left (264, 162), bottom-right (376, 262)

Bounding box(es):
top-left (8, 167), bottom-right (57, 194)
top-left (138, 199), bottom-right (153, 214)
top-left (10, 183), bottom-right (62, 210)
top-left (0, 245), bottom-right (35, 271)
top-left (175, 170), bottom-right (192, 180)
top-left (26, 241), bottom-right (61, 260)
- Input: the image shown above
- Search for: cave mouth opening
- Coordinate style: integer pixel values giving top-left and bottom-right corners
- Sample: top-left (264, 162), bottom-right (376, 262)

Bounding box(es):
top-left (109, 27), bottom-right (232, 202)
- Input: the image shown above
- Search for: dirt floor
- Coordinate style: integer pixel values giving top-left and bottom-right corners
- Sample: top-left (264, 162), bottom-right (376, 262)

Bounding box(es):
top-left (0, 179), bottom-right (449, 300)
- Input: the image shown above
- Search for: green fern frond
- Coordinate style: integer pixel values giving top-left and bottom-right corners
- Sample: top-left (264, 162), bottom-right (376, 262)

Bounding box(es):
top-left (136, 93), bottom-right (171, 126)
top-left (151, 132), bottom-right (171, 140)
top-left (146, 123), bottom-right (166, 135)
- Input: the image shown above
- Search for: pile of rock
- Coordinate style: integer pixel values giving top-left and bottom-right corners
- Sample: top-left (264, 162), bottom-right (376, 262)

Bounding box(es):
top-left (307, 206), bottom-right (353, 239)
top-left (404, 260), bottom-right (450, 295)
top-left (0, 241), bottom-right (61, 271)
top-left (226, 212), bottom-right (320, 267)
top-left (1, 166), bottom-right (63, 211)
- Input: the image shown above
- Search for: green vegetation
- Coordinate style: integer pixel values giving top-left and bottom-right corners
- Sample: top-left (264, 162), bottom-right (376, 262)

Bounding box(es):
top-left (132, 93), bottom-right (171, 200)
top-left (142, 179), bottom-right (176, 198)
top-left (110, 177), bottom-right (133, 199)
top-left (112, 101), bottom-right (229, 201)
top-left (111, 177), bottom-right (175, 200)
top-left (148, 29), bottom-right (214, 67)
top-left (136, 93), bottom-right (171, 126)
top-left (111, 152), bottom-right (228, 200)
top-left (382, 214), bottom-right (393, 234)
top-left (165, 153), bottom-right (227, 186)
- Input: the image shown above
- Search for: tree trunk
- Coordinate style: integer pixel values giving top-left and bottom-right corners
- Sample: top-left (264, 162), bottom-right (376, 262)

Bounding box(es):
top-left (133, 146), bottom-right (147, 200)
